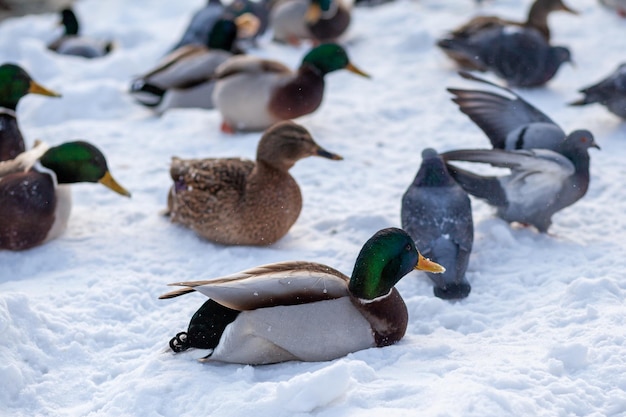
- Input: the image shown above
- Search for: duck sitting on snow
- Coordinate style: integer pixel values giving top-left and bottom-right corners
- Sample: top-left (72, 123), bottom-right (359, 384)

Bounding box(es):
top-left (130, 19), bottom-right (245, 114)
top-left (213, 43), bottom-right (369, 133)
top-left (0, 63), bottom-right (61, 162)
top-left (160, 227), bottom-right (445, 365)
top-left (48, 8), bottom-right (113, 58)
top-left (270, 0), bottom-right (351, 45)
top-left (166, 121), bottom-right (342, 246)
top-left (0, 141), bottom-right (130, 251)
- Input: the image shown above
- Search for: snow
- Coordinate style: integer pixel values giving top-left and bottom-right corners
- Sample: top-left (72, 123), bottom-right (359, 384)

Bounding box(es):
top-left (1, 0), bottom-right (626, 415)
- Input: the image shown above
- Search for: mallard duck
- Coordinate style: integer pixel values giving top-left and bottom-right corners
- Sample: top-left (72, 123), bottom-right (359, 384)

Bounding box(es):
top-left (130, 19), bottom-right (240, 113)
top-left (0, 141), bottom-right (130, 251)
top-left (439, 0), bottom-right (577, 70)
top-left (166, 121), bottom-right (342, 245)
top-left (0, 63), bottom-right (61, 162)
top-left (213, 43), bottom-right (369, 133)
top-left (570, 63), bottom-right (626, 119)
top-left (159, 227), bottom-right (445, 365)
top-left (48, 8), bottom-right (113, 58)
top-left (270, 0), bottom-right (351, 45)
top-left (401, 149), bottom-right (473, 300)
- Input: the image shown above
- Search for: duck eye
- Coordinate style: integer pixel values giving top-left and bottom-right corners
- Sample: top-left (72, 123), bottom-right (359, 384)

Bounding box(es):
top-left (405, 244), bottom-right (412, 252)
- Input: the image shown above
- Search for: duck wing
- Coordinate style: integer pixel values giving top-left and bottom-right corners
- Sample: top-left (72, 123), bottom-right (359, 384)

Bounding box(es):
top-left (160, 261), bottom-right (350, 310)
top-left (214, 55), bottom-right (292, 80)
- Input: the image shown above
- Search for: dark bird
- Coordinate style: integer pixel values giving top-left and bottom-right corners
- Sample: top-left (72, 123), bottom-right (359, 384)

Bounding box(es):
top-left (448, 71), bottom-right (593, 150)
top-left (437, 27), bottom-right (571, 87)
top-left (402, 149), bottom-right (473, 300)
top-left (441, 133), bottom-right (599, 233)
top-left (159, 228), bottom-right (445, 365)
top-left (570, 63), bottom-right (626, 119)
top-left (48, 8), bottom-right (113, 58)
top-left (0, 63), bottom-right (60, 162)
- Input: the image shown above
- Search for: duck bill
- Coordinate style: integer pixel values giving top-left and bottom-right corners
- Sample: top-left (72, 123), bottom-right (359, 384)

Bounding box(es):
top-left (415, 253), bottom-right (446, 274)
top-left (345, 63), bottom-right (371, 79)
top-left (29, 80), bottom-right (61, 97)
top-left (99, 171), bottom-right (131, 197)
top-left (316, 147), bottom-right (343, 160)
top-left (235, 13), bottom-right (260, 39)
top-left (305, 3), bottom-right (322, 23)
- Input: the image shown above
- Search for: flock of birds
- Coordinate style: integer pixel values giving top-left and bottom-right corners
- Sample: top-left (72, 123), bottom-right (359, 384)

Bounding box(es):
top-left (0, 0), bottom-right (625, 365)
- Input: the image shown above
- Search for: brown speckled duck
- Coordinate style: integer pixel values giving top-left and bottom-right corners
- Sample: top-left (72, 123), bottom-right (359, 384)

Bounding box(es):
top-left (212, 43), bottom-right (369, 133)
top-left (0, 63), bottom-right (61, 162)
top-left (166, 121), bottom-right (342, 245)
top-left (440, 0), bottom-right (577, 70)
top-left (0, 141), bottom-right (130, 251)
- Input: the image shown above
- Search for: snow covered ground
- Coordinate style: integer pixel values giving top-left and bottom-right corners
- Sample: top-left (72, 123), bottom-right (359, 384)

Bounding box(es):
top-left (1, 0), bottom-right (626, 415)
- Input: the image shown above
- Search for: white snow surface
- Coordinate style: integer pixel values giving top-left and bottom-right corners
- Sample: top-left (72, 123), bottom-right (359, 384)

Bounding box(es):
top-left (1, 0), bottom-right (626, 416)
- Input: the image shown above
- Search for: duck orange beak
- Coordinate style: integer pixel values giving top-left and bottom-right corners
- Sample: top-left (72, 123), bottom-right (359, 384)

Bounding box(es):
top-left (415, 253), bottom-right (446, 273)
top-left (305, 3), bottom-right (322, 23)
top-left (29, 80), bottom-right (61, 97)
top-left (99, 171), bottom-right (131, 197)
top-left (346, 63), bottom-right (371, 79)
top-left (235, 13), bottom-right (261, 39)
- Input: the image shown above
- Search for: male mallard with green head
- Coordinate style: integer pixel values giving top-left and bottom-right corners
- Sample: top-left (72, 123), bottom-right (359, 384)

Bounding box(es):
top-left (167, 121), bottom-right (341, 245)
top-left (48, 8), bottom-right (114, 58)
top-left (0, 63), bottom-right (61, 162)
top-left (213, 43), bottom-right (369, 133)
top-left (0, 141), bottom-right (130, 250)
top-left (160, 227), bottom-right (445, 365)
top-left (130, 18), bottom-right (253, 114)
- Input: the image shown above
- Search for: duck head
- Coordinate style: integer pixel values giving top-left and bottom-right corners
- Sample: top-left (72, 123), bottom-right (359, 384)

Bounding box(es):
top-left (0, 63), bottom-right (60, 110)
top-left (349, 228), bottom-right (445, 300)
top-left (40, 141), bottom-right (131, 197)
top-left (301, 43), bottom-right (370, 78)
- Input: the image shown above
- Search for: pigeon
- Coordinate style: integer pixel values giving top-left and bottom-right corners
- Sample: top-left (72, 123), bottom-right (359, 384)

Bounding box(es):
top-left (448, 71), bottom-right (594, 151)
top-left (441, 134), bottom-right (599, 233)
top-left (437, 27), bottom-right (571, 87)
top-left (402, 149), bottom-right (473, 300)
top-left (570, 63), bottom-right (626, 119)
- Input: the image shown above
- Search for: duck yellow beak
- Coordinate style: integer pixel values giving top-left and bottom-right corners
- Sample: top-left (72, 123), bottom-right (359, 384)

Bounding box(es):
top-left (99, 171), bottom-right (131, 197)
top-left (346, 63), bottom-right (371, 79)
top-left (29, 80), bottom-right (61, 97)
top-left (235, 13), bottom-right (261, 39)
top-left (415, 253), bottom-right (446, 273)
top-left (305, 3), bottom-right (322, 23)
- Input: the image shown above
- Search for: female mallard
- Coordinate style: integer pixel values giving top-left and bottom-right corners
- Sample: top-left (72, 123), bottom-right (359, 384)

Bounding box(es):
top-left (270, 0), bottom-right (351, 45)
top-left (160, 227), bottom-right (446, 365)
top-left (213, 43), bottom-right (369, 133)
top-left (166, 121), bottom-right (341, 245)
top-left (48, 8), bottom-right (113, 58)
top-left (0, 63), bottom-right (61, 162)
top-left (0, 141), bottom-right (130, 251)
top-left (130, 19), bottom-right (241, 113)
top-left (438, 0), bottom-right (577, 70)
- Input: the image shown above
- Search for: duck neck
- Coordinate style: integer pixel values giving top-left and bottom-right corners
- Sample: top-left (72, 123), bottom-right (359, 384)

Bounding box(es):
top-left (525, 1), bottom-right (551, 39)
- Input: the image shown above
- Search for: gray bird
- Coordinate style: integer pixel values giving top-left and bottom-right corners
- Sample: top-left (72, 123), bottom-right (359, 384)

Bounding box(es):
top-left (570, 63), bottom-right (626, 119)
top-left (402, 149), bottom-right (473, 300)
top-left (449, 71), bottom-right (594, 150)
top-left (437, 27), bottom-right (571, 87)
top-left (441, 134), bottom-right (599, 233)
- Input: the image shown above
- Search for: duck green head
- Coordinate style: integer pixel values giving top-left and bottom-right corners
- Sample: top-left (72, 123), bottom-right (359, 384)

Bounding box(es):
top-left (0, 63), bottom-right (61, 110)
top-left (40, 141), bottom-right (131, 197)
top-left (207, 19), bottom-right (238, 51)
top-left (302, 44), bottom-right (370, 78)
top-left (349, 228), bottom-right (445, 300)
top-left (60, 8), bottom-right (80, 36)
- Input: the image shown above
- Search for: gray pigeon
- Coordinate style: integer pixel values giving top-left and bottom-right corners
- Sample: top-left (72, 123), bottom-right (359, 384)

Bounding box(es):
top-left (437, 27), bottom-right (571, 87)
top-left (570, 63), bottom-right (626, 119)
top-left (402, 149), bottom-right (473, 300)
top-left (441, 134), bottom-right (599, 233)
top-left (449, 71), bottom-right (594, 150)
